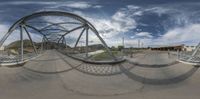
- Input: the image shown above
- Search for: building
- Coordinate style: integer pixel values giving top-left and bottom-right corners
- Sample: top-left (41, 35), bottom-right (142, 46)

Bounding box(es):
top-left (183, 46), bottom-right (196, 52)
top-left (0, 46), bottom-right (4, 51)
top-left (150, 44), bottom-right (184, 51)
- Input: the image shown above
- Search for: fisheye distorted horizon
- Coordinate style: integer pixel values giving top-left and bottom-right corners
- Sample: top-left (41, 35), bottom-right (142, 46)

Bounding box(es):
top-left (0, 0), bottom-right (199, 47)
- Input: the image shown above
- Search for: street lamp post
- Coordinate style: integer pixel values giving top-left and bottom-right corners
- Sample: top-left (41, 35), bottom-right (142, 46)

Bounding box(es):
top-left (138, 39), bottom-right (140, 48)
top-left (122, 33), bottom-right (125, 57)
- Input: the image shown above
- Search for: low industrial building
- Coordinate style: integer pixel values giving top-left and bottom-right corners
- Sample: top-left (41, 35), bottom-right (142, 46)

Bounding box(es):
top-left (183, 46), bottom-right (196, 52)
top-left (150, 44), bottom-right (184, 51)
top-left (0, 46), bottom-right (4, 51)
top-left (150, 44), bottom-right (197, 52)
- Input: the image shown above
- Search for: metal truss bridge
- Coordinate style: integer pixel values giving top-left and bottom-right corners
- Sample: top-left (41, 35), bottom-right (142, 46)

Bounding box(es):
top-left (0, 11), bottom-right (200, 99)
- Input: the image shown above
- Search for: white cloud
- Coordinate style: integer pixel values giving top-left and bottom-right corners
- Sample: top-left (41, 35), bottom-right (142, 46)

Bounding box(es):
top-left (160, 24), bottom-right (200, 45)
top-left (127, 5), bottom-right (140, 10)
top-left (45, 4), bottom-right (200, 47)
top-left (0, 1), bottom-right (57, 5)
top-left (0, 3), bottom-right (140, 47)
top-left (68, 8), bottom-right (138, 38)
top-left (64, 2), bottom-right (92, 9)
top-left (134, 11), bottom-right (143, 16)
top-left (1, 1), bottom-right (102, 9)
top-left (145, 7), bottom-right (170, 16)
top-left (46, 1), bottom-right (103, 9)
top-left (0, 24), bottom-right (9, 44)
top-left (0, 24), bottom-right (8, 36)
top-left (93, 5), bottom-right (103, 8)
top-left (112, 10), bottom-right (137, 30)
top-left (135, 32), bottom-right (153, 38)
top-left (136, 24), bottom-right (200, 47)
top-left (126, 24), bottom-right (200, 47)
top-left (1, 2), bottom-right (197, 47)
top-left (76, 5), bottom-right (139, 38)
top-left (0, 24), bottom-right (44, 46)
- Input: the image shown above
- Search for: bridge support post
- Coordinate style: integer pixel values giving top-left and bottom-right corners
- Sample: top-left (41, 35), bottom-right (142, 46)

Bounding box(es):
top-left (89, 27), bottom-right (117, 61)
top-left (74, 28), bottom-right (85, 48)
top-left (74, 28), bottom-right (85, 53)
top-left (188, 42), bottom-right (200, 61)
top-left (62, 36), bottom-right (65, 49)
top-left (85, 27), bottom-right (89, 58)
top-left (177, 50), bottom-right (179, 59)
top-left (20, 25), bottom-right (24, 61)
top-left (63, 37), bottom-right (66, 49)
top-left (41, 37), bottom-right (44, 52)
top-left (23, 25), bottom-right (38, 55)
top-left (64, 37), bottom-right (66, 48)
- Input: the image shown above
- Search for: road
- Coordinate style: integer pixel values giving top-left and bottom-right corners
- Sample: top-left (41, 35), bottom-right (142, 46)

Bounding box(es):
top-left (0, 50), bottom-right (199, 99)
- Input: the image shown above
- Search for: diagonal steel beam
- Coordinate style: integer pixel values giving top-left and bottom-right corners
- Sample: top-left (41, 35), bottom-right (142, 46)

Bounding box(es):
top-left (57, 25), bottom-right (85, 43)
top-left (88, 25), bottom-right (117, 61)
top-left (23, 25), bottom-right (38, 54)
top-left (0, 26), bottom-right (19, 48)
top-left (188, 42), bottom-right (200, 61)
top-left (25, 24), bottom-right (49, 42)
top-left (40, 22), bottom-right (81, 31)
top-left (74, 28), bottom-right (85, 48)
top-left (19, 25), bottom-right (24, 61)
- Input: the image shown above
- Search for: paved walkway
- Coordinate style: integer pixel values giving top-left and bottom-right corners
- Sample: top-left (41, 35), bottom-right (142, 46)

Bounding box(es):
top-left (0, 50), bottom-right (199, 99)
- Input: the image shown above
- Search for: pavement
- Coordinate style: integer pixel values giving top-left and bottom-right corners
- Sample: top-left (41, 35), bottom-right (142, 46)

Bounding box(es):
top-left (0, 50), bottom-right (200, 99)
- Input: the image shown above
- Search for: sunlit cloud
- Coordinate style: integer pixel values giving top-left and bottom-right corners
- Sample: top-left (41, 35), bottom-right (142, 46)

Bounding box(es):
top-left (0, 1), bottom-right (199, 47)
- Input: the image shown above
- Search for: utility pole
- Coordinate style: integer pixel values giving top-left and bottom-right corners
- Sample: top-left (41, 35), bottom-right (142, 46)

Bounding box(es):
top-left (122, 33), bottom-right (125, 56)
top-left (138, 39), bottom-right (140, 48)
top-left (122, 36), bottom-right (125, 48)
top-left (141, 42), bottom-right (143, 48)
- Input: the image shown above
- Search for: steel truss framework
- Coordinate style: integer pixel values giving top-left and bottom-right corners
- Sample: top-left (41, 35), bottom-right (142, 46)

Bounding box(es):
top-left (178, 42), bottom-right (200, 65)
top-left (0, 11), bottom-right (124, 66)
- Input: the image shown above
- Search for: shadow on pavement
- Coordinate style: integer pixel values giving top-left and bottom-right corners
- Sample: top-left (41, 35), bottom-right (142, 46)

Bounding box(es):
top-left (127, 61), bottom-right (179, 68)
top-left (119, 65), bottom-right (199, 85)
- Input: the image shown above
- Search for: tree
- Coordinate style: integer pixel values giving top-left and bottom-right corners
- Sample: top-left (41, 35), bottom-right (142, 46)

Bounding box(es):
top-left (118, 45), bottom-right (124, 51)
top-left (111, 46), bottom-right (117, 51)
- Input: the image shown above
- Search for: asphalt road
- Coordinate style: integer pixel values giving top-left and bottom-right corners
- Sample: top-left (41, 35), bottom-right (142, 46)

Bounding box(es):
top-left (0, 50), bottom-right (199, 99)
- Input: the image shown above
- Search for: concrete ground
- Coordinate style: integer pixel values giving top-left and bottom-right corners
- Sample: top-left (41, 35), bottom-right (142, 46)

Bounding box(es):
top-left (0, 50), bottom-right (200, 99)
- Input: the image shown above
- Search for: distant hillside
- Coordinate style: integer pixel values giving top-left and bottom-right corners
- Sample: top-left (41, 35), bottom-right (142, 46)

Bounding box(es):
top-left (75, 44), bottom-right (104, 51)
top-left (88, 44), bottom-right (104, 50)
top-left (6, 39), bottom-right (36, 49)
top-left (6, 40), bottom-right (104, 50)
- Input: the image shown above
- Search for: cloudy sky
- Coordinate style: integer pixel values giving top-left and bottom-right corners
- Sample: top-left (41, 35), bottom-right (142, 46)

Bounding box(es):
top-left (0, 0), bottom-right (200, 47)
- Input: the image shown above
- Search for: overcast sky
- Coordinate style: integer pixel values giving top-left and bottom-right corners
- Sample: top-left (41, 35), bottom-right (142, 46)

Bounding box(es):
top-left (0, 0), bottom-right (200, 47)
